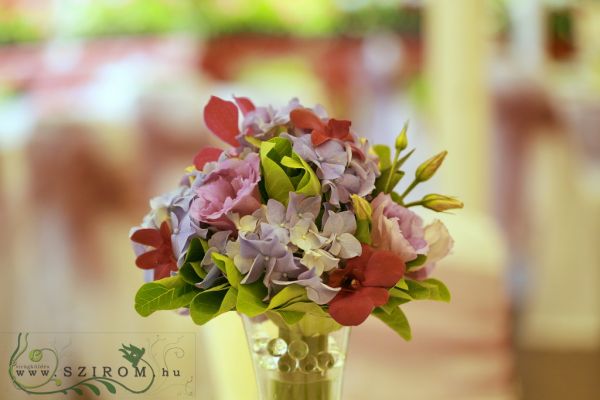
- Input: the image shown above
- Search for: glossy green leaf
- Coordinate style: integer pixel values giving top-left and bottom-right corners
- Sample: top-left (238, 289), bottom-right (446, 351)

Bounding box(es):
top-left (373, 307), bottom-right (411, 340)
top-left (421, 279), bottom-right (451, 302)
top-left (404, 279), bottom-right (431, 300)
top-left (185, 238), bottom-right (206, 263)
top-left (373, 144), bottom-right (392, 171)
top-left (380, 295), bottom-right (409, 314)
top-left (268, 285), bottom-right (308, 310)
top-left (211, 252), bottom-right (242, 288)
top-left (190, 286), bottom-right (232, 325)
top-left (281, 154), bottom-right (320, 197)
top-left (278, 310), bottom-right (305, 325)
top-left (179, 262), bottom-right (201, 285)
top-left (134, 275), bottom-right (200, 317)
top-left (389, 287), bottom-right (412, 301)
top-left (355, 219), bottom-right (371, 244)
top-left (406, 254), bottom-right (428, 270)
top-left (375, 168), bottom-right (405, 194)
top-left (260, 137), bottom-right (320, 205)
top-left (395, 279), bottom-right (408, 290)
top-left (403, 279), bottom-right (451, 302)
top-left (237, 280), bottom-right (268, 317)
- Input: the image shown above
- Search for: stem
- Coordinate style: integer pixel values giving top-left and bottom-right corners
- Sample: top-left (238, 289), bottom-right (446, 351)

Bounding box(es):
top-left (271, 326), bottom-right (331, 399)
top-left (403, 200), bottom-right (424, 208)
top-left (399, 179), bottom-right (419, 201)
top-left (383, 151), bottom-right (401, 194)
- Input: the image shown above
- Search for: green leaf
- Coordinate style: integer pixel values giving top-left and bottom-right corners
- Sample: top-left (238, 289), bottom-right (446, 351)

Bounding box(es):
top-left (71, 388), bottom-right (83, 395)
top-left (404, 279), bottom-right (431, 300)
top-left (355, 219), bottom-right (371, 244)
top-left (211, 253), bottom-right (242, 288)
top-left (189, 286), bottom-right (232, 325)
top-left (260, 137), bottom-right (320, 205)
top-left (97, 380), bottom-right (116, 394)
top-left (134, 275), bottom-right (200, 317)
top-left (268, 285), bottom-right (308, 310)
top-left (406, 254), bottom-right (428, 270)
top-left (179, 262), bottom-right (201, 285)
top-left (219, 287), bottom-right (238, 313)
top-left (277, 302), bottom-right (341, 335)
top-left (373, 307), bottom-right (412, 340)
top-left (185, 238), bottom-right (206, 263)
top-left (373, 144), bottom-right (392, 171)
top-left (395, 279), bottom-right (408, 290)
top-left (296, 309), bottom-right (342, 336)
top-left (421, 279), bottom-right (451, 302)
top-left (260, 138), bottom-right (295, 204)
top-left (390, 191), bottom-right (403, 203)
top-left (375, 168), bottom-right (405, 194)
top-left (278, 310), bottom-right (305, 325)
top-left (389, 287), bottom-right (412, 302)
top-left (403, 279), bottom-right (451, 302)
top-left (280, 301), bottom-right (328, 317)
top-left (179, 238), bottom-right (208, 285)
top-left (81, 383), bottom-right (100, 396)
top-left (281, 154), bottom-right (321, 197)
top-left (237, 280), bottom-right (268, 317)
top-left (244, 135), bottom-right (263, 148)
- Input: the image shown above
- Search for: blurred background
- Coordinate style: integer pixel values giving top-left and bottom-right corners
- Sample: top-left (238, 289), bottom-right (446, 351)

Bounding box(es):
top-left (1, 0), bottom-right (599, 399)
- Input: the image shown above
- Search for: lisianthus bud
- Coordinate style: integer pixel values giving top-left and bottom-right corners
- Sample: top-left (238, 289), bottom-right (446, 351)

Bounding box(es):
top-left (351, 195), bottom-right (372, 244)
top-left (422, 194), bottom-right (463, 212)
top-left (415, 151), bottom-right (447, 182)
top-left (395, 122), bottom-right (409, 151)
top-left (351, 194), bottom-right (372, 220)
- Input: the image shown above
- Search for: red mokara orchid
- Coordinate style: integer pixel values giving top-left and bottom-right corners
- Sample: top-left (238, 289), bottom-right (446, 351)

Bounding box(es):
top-left (327, 244), bottom-right (405, 326)
top-left (193, 146), bottom-right (223, 170)
top-left (130, 221), bottom-right (178, 281)
top-left (202, 96), bottom-right (255, 147)
top-left (290, 108), bottom-right (353, 146)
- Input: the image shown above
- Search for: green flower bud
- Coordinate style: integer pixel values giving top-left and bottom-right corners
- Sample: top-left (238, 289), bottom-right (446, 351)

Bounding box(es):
top-left (415, 151), bottom-right (447, 182)
top-left (395, 122), bottom-right (409, 151)
top-left (351, 194), bottom-right (372, 220)
top-left (422, 194), bottom-right (463, 212)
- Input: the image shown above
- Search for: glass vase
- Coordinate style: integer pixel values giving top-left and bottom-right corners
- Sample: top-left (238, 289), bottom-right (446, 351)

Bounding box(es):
top-left (241, 312), bottom-right (350, 400)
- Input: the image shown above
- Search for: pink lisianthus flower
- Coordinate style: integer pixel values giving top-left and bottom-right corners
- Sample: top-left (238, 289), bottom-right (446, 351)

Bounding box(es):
top-left (371, 193), bottom-right (453, 278)
top-left (371, 193), bottom-right (428, 261)
top-left (191, 153), bottom-right (261, 230)
top-left (406, 220), bottom-right (454, 280)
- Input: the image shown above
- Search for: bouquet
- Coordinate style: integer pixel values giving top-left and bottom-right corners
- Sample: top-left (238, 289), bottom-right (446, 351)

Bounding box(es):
top-left (129, 96), bottom-right (462, 399)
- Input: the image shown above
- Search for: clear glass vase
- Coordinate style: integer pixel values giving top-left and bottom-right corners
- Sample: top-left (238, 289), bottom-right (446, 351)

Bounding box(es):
top-left (241, 312), bottom-right (350, 400)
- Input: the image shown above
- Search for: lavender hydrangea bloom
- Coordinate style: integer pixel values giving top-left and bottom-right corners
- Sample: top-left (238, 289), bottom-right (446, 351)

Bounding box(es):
top-left (229, 226), bottom-right (290, 285)
top-left (286, 192), bottom-right (322, 225)
top-left (282, 133), bottom-right (348, 180)
top-left (238, 98), bottom-right (301, 143)
top-left (273, 267), bottom-right (340, 305)
top-left (321, 210), bottom-right (362, 259)
top-left (132, 186), bottom-right (207, 267)
top-left (323, 159), bottom-right (377, 206)
top-left (195, 230), bottom-right (232, 289)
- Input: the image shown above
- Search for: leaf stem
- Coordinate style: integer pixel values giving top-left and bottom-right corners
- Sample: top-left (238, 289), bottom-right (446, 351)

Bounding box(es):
top-left (403, 200), bottom-right (423, 208)
top-left (399, 179), bottom-right (419, 201)
top-left (383, 151), bottom-right (401, 193)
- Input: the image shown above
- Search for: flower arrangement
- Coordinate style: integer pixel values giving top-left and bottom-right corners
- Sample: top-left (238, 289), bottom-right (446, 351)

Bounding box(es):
top-left (130, 96), bottom-right (462, 338)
